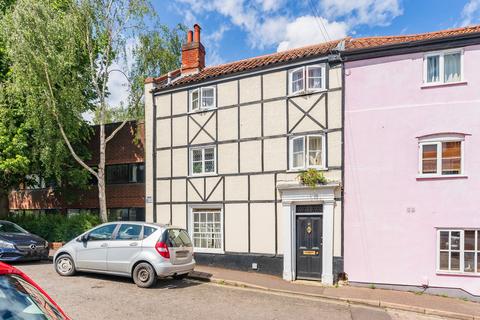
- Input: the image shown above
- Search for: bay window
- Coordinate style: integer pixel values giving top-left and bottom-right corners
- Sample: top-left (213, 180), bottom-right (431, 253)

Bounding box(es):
top-left (190, 146), bottom-right (216, 175)
top-left (438, 229), bottom-right (480, 274)
top-left (190, 87), bottom-right (216, 111)
top-left (288, 64), bottom-right (325, 95)
top-left (418, 135), bottom-right (464, 177)
top-left (424, 50), bottom-right (463, 85)
top-left (289, 135), bottom-right (325, 170)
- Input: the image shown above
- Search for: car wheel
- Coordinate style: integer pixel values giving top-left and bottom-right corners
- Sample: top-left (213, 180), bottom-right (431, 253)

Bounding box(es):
top-left (173, 273), bottom-right (188, 280)
top-left (133, 263), bottom-right (157, 288)
top-left (55, 255), bottom-right (76, 276)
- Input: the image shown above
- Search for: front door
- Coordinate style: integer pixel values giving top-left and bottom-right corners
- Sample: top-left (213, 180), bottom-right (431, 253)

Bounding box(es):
top-left (296, 215), bottom-right (322, 280)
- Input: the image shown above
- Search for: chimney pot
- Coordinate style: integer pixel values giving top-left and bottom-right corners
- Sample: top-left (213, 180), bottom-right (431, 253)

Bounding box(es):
top-left (194, 24), bottom-right (201, 43)
top-left (187, 30), bottom-right (193, 43)
top-left (181, 24), bottom-right (205, 75)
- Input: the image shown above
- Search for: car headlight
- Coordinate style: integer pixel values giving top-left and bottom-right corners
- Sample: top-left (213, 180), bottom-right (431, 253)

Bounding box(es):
top-left (0, 240), bottom-right (15, 249)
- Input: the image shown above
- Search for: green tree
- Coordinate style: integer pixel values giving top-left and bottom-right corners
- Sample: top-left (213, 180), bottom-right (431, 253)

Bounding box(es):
top-left (3, 0), bottom-right (184, 222)
top-left (0, 0), bottom-right (28, 215)
top-left (1, 0), bottom-right (93, 216)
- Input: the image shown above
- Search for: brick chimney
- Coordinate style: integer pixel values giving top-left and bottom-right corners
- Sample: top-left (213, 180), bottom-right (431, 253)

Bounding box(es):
top-left (181, 24), bottom-right (205, 75)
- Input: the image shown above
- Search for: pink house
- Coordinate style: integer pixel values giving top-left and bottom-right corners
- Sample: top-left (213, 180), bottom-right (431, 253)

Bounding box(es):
top-left (343, 26), bottom-right (480, 298)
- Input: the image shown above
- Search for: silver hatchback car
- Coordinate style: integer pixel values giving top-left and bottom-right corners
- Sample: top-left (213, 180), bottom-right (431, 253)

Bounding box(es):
top-left (53, 222), bottom-right (195, 288)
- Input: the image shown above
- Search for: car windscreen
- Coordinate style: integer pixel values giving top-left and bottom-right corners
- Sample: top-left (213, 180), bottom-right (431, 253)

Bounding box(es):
top-left (0, 274), bottom-right (67, 320)
top-left (166, 229), bottom-right (193, 247)
top-left (0, 222), bottom-right (28, 234)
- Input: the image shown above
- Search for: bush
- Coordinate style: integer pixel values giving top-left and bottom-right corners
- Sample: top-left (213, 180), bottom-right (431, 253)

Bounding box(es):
top-left (6, 213), bottom-right (101, 243)
top-left (298, 169), bottom-right (327, 188)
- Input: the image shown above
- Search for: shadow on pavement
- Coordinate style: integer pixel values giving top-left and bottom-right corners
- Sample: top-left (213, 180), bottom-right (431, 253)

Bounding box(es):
top-left (9, 260), bottom-right (52, 266)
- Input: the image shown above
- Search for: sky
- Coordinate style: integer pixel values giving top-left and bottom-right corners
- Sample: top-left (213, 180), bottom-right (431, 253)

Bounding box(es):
top-left (152, 0), bottom-right (480, 66)
top-left (99, 0), bottom-right (480, 121)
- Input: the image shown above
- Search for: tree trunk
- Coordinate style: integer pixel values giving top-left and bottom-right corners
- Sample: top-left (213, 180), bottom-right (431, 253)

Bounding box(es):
top-left (98, 123), bottom-right (108, 223)
top-left (0, 188), bottom-right (9, 219)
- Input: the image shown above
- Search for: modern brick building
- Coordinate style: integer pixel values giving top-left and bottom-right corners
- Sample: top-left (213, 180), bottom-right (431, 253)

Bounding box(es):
top-left (9, 121), bottom-right (146, 221)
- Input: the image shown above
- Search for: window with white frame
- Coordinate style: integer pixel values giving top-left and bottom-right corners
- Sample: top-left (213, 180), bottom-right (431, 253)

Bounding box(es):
top-left (190, 87), bottom-right (216, 111)
top-left (438, 229), bottom-right (480, 273)
top-left (190, 208), bottom-right (222, 252)
top-left (190, 146), bottom-right (216, 175)
top-left (418, 135), bottom-right (464, 177)
top-left (288, 64), bottom-right (325, 95)
top-left (424, 50), bottom-right (463, 85)
top-left (289, 135), bottom-right (325, 170)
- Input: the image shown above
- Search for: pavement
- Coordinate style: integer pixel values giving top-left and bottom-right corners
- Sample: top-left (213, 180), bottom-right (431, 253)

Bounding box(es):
top-left (190, 265), bottom-right (480, 320)
top-left (14, 261), bottom-right (450, 320)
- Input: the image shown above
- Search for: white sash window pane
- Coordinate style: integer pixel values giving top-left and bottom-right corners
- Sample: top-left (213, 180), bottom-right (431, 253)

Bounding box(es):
top-left (307, 66), bottom-right (322, 89)
top-left (439, 251), bottom-right (449, 270)
top-left (426, 55), bottom-right (440, 83)
top-left (292, 137), bottom-right (305, 168)
top-left (202, 87), bottom-right (215, 108)
top-left (204, 160), bottom-right (215, 173)
top-left (450, 231), bottom-right (461, 250)
top-left (191, 89), bottom-right (199, 111)
top-left (421, 144), bottom-right (437, 174)
top-left (444, 53), bottom-right (461, 83)
top-left (308, 136), bottom-right (322, 166)
top-left (442, 141), bottom-right (461, 175)
top-left (291, 68), bottom-right (304, 93)
top-left (204, 148), bottom-right (215, 160)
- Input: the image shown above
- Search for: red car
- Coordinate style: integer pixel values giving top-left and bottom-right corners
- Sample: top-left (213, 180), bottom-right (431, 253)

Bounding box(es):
top-left (0, 262), bottom-right (70, 319)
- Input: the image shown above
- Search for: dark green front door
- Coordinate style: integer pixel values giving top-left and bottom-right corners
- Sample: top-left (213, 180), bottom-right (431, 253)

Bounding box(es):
top-left (296, 215), bottom-right (322, 280)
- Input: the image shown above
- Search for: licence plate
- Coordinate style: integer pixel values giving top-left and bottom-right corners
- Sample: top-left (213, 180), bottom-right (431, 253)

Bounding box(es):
top-left (176, 250), bottom-right (189, 258)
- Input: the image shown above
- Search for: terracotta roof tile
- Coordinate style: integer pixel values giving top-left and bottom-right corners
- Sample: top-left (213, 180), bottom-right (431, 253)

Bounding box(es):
top-left (151, 25), bottom-right (480, 90)
top-left (346, 25), bottom-right (480, 50)
top-left (152, 39), bottom-right (341, 89)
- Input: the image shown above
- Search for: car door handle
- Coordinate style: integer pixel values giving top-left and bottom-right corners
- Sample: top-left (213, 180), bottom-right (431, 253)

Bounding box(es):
top-left (100, 243), bottom-right (108, 248)
top-left (129, 242), bottom-right (138, 246)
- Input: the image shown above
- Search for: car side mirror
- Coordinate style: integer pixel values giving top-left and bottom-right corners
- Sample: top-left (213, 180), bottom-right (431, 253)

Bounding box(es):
top-left (80, 234), bottom-right (89, 242)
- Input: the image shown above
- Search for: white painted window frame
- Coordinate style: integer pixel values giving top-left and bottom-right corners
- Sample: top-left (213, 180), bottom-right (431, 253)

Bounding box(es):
top-left (288, 64), bottom-right (326, 95)
top-left (423, 49), bottom-right (464, 85)
top-left (189, 146), bottom-right (217, 176)
top-left (190, 87), bottom-right (216, 112)
top-left (289, 134), bottom-right (326, 170)
top-left (417, 134), bottom-right (465, 178)
top-left (436, 229), bottom-right (479, 275)
top-left (188, 205), bottom-right (224, 254)
top-left (306, 64), bottom-right (326, 91)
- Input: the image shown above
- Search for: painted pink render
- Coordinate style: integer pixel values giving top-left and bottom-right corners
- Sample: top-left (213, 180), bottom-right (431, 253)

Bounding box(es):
top-left (344, 44), bottom-right (480, 295)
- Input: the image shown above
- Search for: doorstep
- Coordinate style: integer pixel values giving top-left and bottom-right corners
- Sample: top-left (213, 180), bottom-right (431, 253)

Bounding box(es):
top-left (190, 265), bottom-right (480, 320)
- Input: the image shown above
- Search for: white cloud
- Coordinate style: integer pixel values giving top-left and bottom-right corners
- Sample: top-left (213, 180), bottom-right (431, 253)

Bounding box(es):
top-left (461, 0), bottom-right (480, 26)
top-left (319, 0), bottom-right (403, 26)
top-left (255, 0), bottom-right (285, 12)
top-left (277, 16), bottom-right (349, 51)
top-left (174, 0), bottom-right (402, 54)
top-left (203, 25), bottom-right (230, 65)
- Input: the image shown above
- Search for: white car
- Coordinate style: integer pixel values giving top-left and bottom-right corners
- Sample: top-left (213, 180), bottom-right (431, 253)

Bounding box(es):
top-left (54, 222), bottom-right (195, 288)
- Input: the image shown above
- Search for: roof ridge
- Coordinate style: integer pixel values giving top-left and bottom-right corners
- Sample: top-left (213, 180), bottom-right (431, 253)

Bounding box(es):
top-left (200, 38), bottom-right (343, 71)
top-left (351, 24), bottom-right (480, 42)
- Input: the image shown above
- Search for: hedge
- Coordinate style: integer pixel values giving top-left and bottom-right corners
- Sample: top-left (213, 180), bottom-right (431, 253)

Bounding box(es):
top-left (7, 213), bottom-right (101, 243)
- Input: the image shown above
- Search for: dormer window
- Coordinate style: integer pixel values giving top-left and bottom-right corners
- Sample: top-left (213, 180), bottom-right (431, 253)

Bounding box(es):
top-left (190, 86), bottom-right (216, 112)
top-left (424, 50), bottom-right (463, 85)
top-left (288, 64), bottom-right (326, 95)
